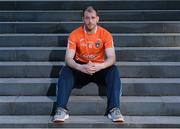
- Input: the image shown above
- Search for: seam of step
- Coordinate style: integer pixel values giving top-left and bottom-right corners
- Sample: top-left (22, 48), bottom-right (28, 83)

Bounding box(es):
top-left (2, 21), bottom-right (180, 23)
top-left (0, 62), bottom-right (180, 66)
top-left (1, 96), bottom-right (180, 103)
top-left (0, 47), bottom-right (180, 50)
top-left (1, 10), bottom-right (180, 12)
top-left (0, 0), bottom-right (179, 1)
top-left (0, 0), bottom-right (178, 2)
top-left (0, 115), bottom-right (180, 127)
top-left (2, 33), bottom-right (180, 36)
top-left (1, 78), bottom-right (180, 83)
top-left (0, 127), bottom-right (176, 129)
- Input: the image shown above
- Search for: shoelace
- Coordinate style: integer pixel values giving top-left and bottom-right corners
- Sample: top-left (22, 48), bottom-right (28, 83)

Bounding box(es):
top-left (56, 107), bottom-right (68, 115)
top-left (57, 109), bottom-right (63, 115)
top-left (114, 109), bottom-right (121, 115)
top-left (110, 108), bottom-right (121, 115)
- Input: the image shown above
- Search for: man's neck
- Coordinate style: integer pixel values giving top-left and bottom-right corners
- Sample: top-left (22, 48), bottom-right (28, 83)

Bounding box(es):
top-left (84, 25), bottom-right (97, 34)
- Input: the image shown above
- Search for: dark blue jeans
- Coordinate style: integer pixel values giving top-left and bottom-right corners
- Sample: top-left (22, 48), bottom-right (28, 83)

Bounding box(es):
top-left (56, 65), bottom-right (122, 111)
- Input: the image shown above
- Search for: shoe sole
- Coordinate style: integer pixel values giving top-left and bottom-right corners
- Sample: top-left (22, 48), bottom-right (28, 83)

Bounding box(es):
top-left (108, 114), bottom-right (125, 122)
top-left (53, 114), bottom-right (69, 122)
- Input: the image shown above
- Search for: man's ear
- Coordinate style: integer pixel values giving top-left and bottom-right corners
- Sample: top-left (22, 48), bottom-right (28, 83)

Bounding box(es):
top-left (97, 16), bottom-right (99, 23)
top-left (82, 17), bottom-right (84, 22)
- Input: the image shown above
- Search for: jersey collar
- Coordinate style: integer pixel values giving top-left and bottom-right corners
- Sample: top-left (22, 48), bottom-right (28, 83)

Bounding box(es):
top-left (83, 25), bottom-right (98, 34)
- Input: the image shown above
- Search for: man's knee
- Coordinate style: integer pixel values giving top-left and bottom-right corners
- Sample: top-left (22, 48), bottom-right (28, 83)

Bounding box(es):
top-left (57, 66), bottom-right (75, 90)
top-left (59, 66), bottom-right (74, 79)
top-left (107, 65), bottom-right (119, 75)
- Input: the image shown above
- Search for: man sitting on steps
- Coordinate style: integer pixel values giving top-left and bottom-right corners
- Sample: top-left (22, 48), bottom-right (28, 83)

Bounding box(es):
top-left (53, 6), bottom-right (124, 122)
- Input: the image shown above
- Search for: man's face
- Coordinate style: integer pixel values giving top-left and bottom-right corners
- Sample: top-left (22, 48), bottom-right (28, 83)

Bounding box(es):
top-left (83, 10), bottom-right (99, 31)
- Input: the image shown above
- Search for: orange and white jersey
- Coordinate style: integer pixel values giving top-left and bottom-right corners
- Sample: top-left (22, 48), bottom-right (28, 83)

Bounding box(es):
top-left (68, 25), bottom-right (114, 63)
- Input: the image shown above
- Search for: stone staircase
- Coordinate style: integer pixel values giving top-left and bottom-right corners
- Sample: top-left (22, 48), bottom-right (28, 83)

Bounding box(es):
top-left (0, 0), bottom-right (180, 128)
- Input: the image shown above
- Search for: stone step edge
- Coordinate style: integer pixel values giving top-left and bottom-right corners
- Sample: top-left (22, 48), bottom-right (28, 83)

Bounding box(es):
top-left (0, 78), bottom-right (180, 83)
top-left (2, 21), bottom-right (180, 23)
top-left (0, 127), bottom-right (179, 129)
top-left (1, 96), bottom-right (180, 103)
top-left (0, 47), bottom-right (180, 50)
top-left (2, 10), bottom-right (180, 12)
top-left (0, 61), bottom-right (180, 66)
top-left (0, 115), bottom-right (179, 128)
top-left (1, 33), bottom-right (180, 36)
top-left (0, 0), bottom-right (179, 2)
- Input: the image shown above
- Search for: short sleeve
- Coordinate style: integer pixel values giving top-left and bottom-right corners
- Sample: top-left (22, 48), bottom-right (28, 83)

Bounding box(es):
top-left (67, 32), bottom-right (76, 50)
top-left (104, 31), bottom-right (114, 48)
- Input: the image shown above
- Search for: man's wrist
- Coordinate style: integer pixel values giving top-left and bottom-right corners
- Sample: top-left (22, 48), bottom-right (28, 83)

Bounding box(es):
top-left (97, 63), bottom-right (105, 70)
top-left (76, 63), bottom-right (82, 71)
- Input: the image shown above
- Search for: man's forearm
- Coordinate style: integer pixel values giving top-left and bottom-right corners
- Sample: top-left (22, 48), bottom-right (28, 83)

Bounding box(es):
top-left (65, 57), bottom-right (97, 75)
top-left (65, 54), bottom-right (115, 74)
top-left (99, 47), bottom-right (116, 70)
top-left (94, 56), bottom-right (116, 72)
top-left (65, 57), bottom-right (81, 71)
top-left (102, 56), bottom-right (116, 69)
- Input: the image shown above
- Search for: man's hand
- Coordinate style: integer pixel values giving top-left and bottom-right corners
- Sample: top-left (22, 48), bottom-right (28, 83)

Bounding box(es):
top-left (87, 61), bottom-right (105, 74)
top-left (94, 63), bottom-right (105, 72)
top-left (77, 61), bottom-right (96, 75)
top-left (79, 61), bottom-right (106, 75)
top-left (87, 61), bottom-right (96, 74)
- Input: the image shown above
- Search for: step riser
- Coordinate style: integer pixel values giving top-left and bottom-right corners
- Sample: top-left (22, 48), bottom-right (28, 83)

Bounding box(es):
top-left (0, 50), bottom-right (180, 61)
top-left (0, 115), bottom-right (179, 128)
top-left (1, 35), bottom-right (180, 47)
top-left (0, 65), bottom-right (180, 78)
top-left (0, 97), bottom-right (179, 116)
top-left (1, 23), bottom-right (180, 33)
top-left (1, 83), bottom-right (180, 96)
top-left (1, 12), bottom-right (180, 21)
top-left (0, 1), bottom-right (180, 10)
top-left (0, 122), bottom-right (180, 128)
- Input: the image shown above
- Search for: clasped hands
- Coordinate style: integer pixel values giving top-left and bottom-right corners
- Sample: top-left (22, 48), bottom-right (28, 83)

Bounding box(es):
top-left (78, 61), bottom-right (104, 75)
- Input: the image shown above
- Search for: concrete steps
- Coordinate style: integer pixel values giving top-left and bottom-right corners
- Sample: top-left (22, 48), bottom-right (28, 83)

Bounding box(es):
top-left (0, 96), bottom-right (180, 115)
top-left (0, 61), bottom-right (180, 78)
top-left (0, 0), bottom-right (180, 128)
top-left (0, 115), bottom-right (179, 128)
top-left (2, 21), bottom-right (180, 33)
top-left (0, 0), bottom-right (180, 10)
top-left (1, 10), bottom-right (180, 21)
top-left (0, 62), bottom-right (180, 78)
top-left (0, 47), bottom-right (180, 61)
top-left (1, 78), bottom-right (180, 96)
top-left (1, 33), bottom-right (180, 47)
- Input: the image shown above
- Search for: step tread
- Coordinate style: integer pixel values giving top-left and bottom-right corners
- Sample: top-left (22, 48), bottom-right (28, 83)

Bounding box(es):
top-left (0, 128), bottom-right (178, 129)
top-left (1, 21), bottom-right (180, 23)
top-left (1, 33), bottom-right (180, 36)
top-left (1, 96), bottom-right (180, 103)
top-left (1, 78), bottom-right (180, 83)
top-left (1, 10), bottom-right (180, 12)
top-left (0, 115), bottom-right (179, 128)
top-left (1, 46), bottom-right (180, 50)
top-left (2, 0), bottom-right (171, 1)
top-left (0, 61), bottom-right (180, 66)
top-left (0, 0), bottom-right (179, 2)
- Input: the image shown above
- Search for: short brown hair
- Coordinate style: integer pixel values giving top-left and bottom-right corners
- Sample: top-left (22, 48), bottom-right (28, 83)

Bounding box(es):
top-left (82, 6), bottom-right (98, 17)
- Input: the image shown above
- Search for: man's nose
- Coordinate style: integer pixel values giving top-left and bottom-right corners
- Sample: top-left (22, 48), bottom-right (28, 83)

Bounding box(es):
top-left (89, 18), bottom-right (93, 23)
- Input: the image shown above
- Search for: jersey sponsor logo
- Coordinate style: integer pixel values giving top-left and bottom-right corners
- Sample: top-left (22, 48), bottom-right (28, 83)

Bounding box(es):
top-left (81, 53), bottom-right (97, 59)
top-left (95, 41), bottom-right (101, 48)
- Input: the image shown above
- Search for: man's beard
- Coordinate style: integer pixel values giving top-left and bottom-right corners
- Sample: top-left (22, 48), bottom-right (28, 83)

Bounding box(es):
top-left (85, 24), bottom-right (96, 32)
